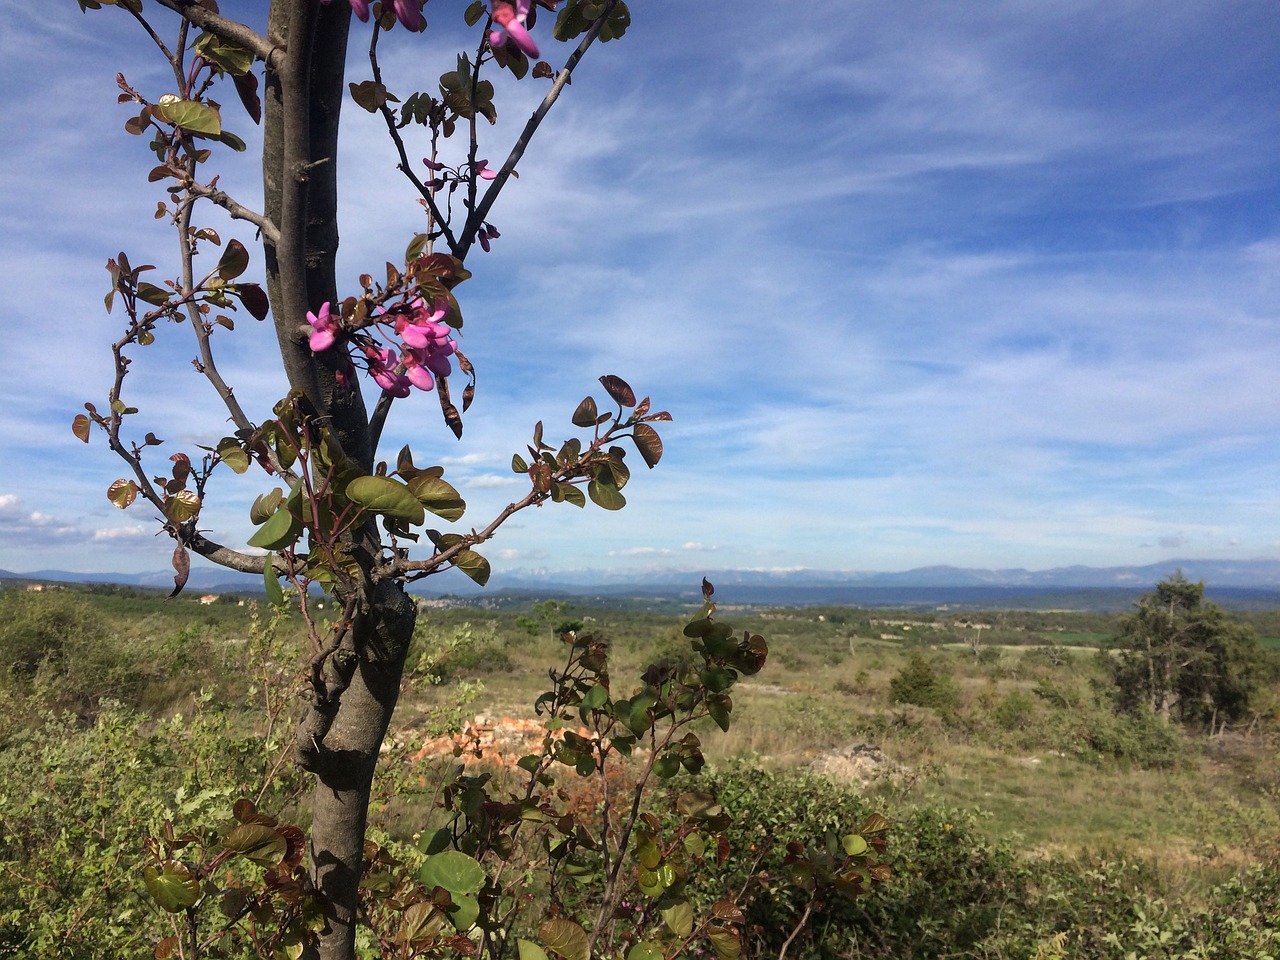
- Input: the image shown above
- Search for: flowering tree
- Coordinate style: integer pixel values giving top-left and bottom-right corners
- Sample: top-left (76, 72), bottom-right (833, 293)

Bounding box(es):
top-left (74, 0), bottom-right (659, 953)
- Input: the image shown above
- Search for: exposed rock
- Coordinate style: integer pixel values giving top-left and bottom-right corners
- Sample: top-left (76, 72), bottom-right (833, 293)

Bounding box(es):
top-left (807, 743), bottom-right (907, 787)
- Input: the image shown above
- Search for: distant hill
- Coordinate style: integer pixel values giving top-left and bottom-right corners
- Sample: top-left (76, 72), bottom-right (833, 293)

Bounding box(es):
top-left (5, 558), bottom-right (1279, 611)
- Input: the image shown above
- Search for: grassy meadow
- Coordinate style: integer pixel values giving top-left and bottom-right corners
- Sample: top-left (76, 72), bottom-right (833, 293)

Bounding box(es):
top-left (1, 582), bottom-right (1278, 958)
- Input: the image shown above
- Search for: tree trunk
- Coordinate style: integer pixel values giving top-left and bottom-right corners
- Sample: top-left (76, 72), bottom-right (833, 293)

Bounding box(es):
top-left (307, 582), bottom-right (416, 960)
top-left (259, 5), bottom-right (413, 958)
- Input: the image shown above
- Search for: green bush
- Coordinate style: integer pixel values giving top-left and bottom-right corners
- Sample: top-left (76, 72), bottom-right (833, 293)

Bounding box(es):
top-left (889, 651), bottom-right (962, 712)
top-left (993, 690), bottom-right (1038, 731)
top-left (684, 765), bottom-right (1028, 960)
top-left (0, 696), bottom-right (304, 959)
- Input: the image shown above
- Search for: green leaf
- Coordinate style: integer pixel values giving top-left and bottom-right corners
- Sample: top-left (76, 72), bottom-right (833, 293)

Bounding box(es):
top-left (346, 475), bottom-right (426, 525)
top-left (217, 436), bottom-right (250, 474)
top-left (417, 850), bottom-right (486, 895)
top-left (216, 239), bottom-right (249, 281)
top-left (512, 453), bottom-right (530, 473)
top-left (194, 31), bottom-right (254, 74)
top-left (246, 501), bottom-right (302, 550)
top-left (154, 95), bottom-right (222, 135)
top-left (626, 944), bottom-right (664, 960)
top-left (707, 696), bottom-right (732, 733)
top-left (136, 281), bottom-right (170, 306)
top-left (464, 1), bottom-right (486, 26)
top-left (556, 483), bottom-right (586, 508)
top-left (107, 478), bottom-right (138, 509)
top-left (538, 919), bottom-right (589, 960)
top-left (224, 823), bottom-right (287, 866)
top-left (452, 549), bottom-right (491, 586)
top-left (587, 475), bottom-right (626, 511)
top-left (449, 893), bottom-right (480, 932)
top-left (408, 474), bottom-right (465, 522)
top-left (143, 861), bottom-right (200, 912)
top-left (250, 488), bottom-right (284, 525)
top-left (264, 565), bottom-right (285, 607)
top-left (654, 751), bottom-right (681, 779)
top-left (581, 683), bottom-right (608, 711)
top-left (842, 834), bottom-right (869, 857)
top-left (707, 926), bottom-right (742, 960)
top-left (165, 490), bottom-right (201, 523)
top-left (660, 900), bottom-right (694, 938)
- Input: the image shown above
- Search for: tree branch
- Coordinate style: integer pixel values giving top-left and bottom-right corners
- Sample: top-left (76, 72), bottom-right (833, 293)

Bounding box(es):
top-left (150, 0), bottom-right (277, 65)
top-left (460, 0), bottom-right (618, 257)
top-left (185, 181), bottom-right (280, 244)
top-left (188, 531), bottom-right (269, 573)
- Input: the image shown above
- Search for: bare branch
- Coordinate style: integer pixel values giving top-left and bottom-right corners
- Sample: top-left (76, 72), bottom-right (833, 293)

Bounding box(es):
top-left (187, 531), bottom-right (269, 574)
top-left (367, 27), bottom-right (458, 252)
top-left (184, 181), bottom-right (280, 244)
top-left (460, 0), bottom-right (618, 257)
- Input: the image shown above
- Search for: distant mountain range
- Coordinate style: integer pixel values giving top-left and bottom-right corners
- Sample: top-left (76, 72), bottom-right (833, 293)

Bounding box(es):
top-left (3, 558), bottom-right (1279, 609)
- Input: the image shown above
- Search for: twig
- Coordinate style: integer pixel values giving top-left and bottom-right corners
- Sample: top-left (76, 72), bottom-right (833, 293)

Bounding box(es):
top-left (460, 0), bottom-right (619, 257)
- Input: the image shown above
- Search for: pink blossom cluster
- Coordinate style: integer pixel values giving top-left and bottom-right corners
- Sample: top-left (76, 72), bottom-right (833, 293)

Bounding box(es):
top-left (490, 0), bottom-right (538, 57)
top-left (306, 297), bottom-right (457, 396)
top-left (321, 0), bottom-right (422, 31)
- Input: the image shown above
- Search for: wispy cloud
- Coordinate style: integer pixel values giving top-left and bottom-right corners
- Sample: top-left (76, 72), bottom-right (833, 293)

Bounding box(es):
top-left (1, 2), bottom-right (1275, 577)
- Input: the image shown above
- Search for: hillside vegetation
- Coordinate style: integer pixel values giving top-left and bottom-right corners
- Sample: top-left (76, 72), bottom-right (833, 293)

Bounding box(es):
top-left (1, 582), bottom-right (1277, 958)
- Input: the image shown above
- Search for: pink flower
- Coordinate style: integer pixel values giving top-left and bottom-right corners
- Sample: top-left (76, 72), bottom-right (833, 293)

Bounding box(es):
top-left (394, 298), bottom-right (456, 350)
top-left (307, 302), bottom-right (340, 352)
top-left (323, 0), bottom-right (418, 30)
top-left (490, 0), bottom-right (538, 58)
top-left (477, 223), bottom-right (500, 252)
top-left (402, 345), bottom-right (451, 391)
top-left (367, 347), bottom-right (411, 397)
top-left (475, 160), bottom-right (498, 181)
top-left (387, 0), bottom-right (422, 30)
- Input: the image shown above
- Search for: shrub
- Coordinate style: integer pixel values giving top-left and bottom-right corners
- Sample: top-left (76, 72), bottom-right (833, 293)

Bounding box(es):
top-left (889, 651), bottom-right (962, 712)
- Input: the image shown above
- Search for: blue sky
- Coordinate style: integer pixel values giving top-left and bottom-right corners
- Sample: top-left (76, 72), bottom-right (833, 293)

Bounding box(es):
top-left (0, 1), bottom-right (1277, 581)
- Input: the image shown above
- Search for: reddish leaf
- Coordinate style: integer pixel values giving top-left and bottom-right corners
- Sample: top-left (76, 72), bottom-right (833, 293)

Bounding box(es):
top-left (438, 378), bottom-right (463, 439)
top-left (232, 70), bottom-right (261, 124)
top-left (598, 374), bottom-right (636, 407)
top-left (166, 544), bottom-right (190, 600)
top-left (233, 798), bottom-right (258, 823)
top-left (72, 414), bottom-right (91, 443)
top-left (571, 396), bottom-right (598, 427)
top-left (237, 282), bottom-right (269, 320)
top-left (216, 239), bottom-right (249, 281)
top-left (632, 423), bottom-right (663, 468)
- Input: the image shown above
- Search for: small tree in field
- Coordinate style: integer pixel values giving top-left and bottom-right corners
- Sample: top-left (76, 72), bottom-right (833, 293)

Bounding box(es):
top-left (74, 0), bottom-right (653, 955)
top-left (69, 3), bottom-right (890, 958)
top-left (1111, 572), bottom-right (1264, 732)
